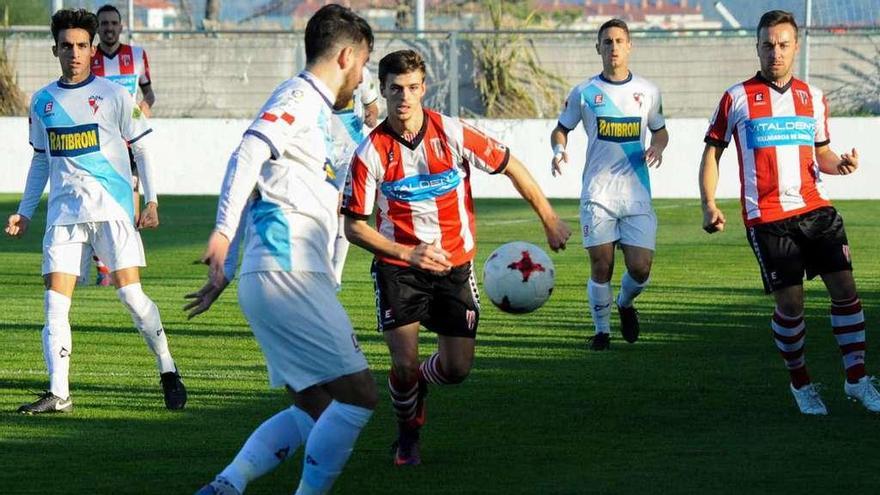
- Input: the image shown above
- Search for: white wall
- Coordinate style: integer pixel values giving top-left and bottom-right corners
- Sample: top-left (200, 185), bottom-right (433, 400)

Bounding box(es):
top-left (2, 117), bottom-right (877, 199)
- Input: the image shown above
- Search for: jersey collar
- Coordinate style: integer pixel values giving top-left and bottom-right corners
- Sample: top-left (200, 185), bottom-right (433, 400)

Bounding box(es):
top-left (97, 44), bottom-right (126, 59)
top-left (381, 110), bottom-right (429, 151)
top-left (298, 71), bottom-right (335, 109)
top-left (754, 71), bottom-right (794, 94)
top-left (57, 73), bottom-right (95, 89)
top-left (598, 71), bottom-right (633, 85)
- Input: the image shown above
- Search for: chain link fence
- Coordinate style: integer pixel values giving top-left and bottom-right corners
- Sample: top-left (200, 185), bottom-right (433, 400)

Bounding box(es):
top-left (2, 27), bottom-right (877, 118)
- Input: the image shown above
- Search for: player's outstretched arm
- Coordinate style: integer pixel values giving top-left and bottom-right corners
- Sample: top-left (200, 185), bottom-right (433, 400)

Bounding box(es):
top-left (816, 145), bottom-right (859, 176)
top-left (645, 127), bottom-right (669, 168)
top-left (184, 276), bottom-right (230, 319)
top-left (699, 144), bottom-right (726, 234)
top-left (503, 156), bottom-right (572, 251)
top-left (344, 216), bottom-right (452, 274)
top-left (550, 124), bottom-right (570, 177)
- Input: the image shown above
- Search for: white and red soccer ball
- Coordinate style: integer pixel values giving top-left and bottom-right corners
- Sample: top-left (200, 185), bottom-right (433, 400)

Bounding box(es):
top-left (482, 241), bottom-right (555, 314)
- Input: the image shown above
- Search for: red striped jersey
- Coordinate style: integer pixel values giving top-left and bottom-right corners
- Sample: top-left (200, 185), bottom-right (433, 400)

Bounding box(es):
top-left (91, 44), bottom-right (151, 99)
top-left (705, 72), bottom-right (831, 226)
top-left (343, 109), bottom-right (510, 267)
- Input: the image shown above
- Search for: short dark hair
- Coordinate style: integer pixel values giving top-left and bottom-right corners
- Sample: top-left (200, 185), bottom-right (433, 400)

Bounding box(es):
top-left (757, 10), bottom-right (798, 40)
top-left (598, 18), bottom-right (629, 43)
top-left (378, 49), bottom-right (426, 86)
top-left (304, 4), bottom-right (373, 65)
top-left (96, 4), bottom-right (122, 21)
top-left (51, 9), bottom-right (98, 44)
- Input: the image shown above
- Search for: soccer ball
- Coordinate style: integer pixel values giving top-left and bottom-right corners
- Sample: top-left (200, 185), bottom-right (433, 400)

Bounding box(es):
top-left (482, 241), bottom-right (555, 314)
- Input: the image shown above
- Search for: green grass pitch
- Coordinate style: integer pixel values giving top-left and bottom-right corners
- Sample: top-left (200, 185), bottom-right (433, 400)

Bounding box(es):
top-left (2, 195), bottom-right (879, 494)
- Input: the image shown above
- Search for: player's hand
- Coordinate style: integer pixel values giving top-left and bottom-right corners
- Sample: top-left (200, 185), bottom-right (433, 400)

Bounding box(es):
top-left (183, 277), bottom-right (229, 319)
top-left (702, 204), bottom-right (726, 234)
top-left (551, 150), bottom-right (568, 177)
top-left (200, 230), bottom-right (231, 288)
top-left (406, 239), bottom-right (452, 275)
top-left (5, 213), bottom-right (30, 238)
top-left (137, 202), bottom-right (160, 229)
top-left (645, 145), bottom-right (664, 168)
top-left (837, 148), bottom-right (858, 175)
top-left (138, 101), bottom-right (152, 118)
top-left (543, 216), bottom-right (572, 252)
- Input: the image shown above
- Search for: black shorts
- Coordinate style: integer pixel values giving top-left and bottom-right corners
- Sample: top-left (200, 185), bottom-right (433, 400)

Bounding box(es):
top-left (747, 206), bottom-right (852, 293)
top-left (371, 260), bottom-right (480, 338)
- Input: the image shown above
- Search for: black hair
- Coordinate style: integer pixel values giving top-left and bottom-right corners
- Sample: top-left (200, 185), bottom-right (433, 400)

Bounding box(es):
top-left (757, 10), bottom-right (798, 40)
top-left (378, 49), bottom-right (426, 86)
top-left (96, 4), bottom-right (122, 21)
top-left (304, 4), bottom-right (373, 64)
top-left (598, 18), bottom-right (629, 43)
top-left (51, 9), bottom-right (98, 44)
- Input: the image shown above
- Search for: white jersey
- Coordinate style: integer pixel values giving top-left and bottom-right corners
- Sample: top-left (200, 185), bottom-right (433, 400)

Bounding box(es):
top-left (330, 66), bottom-right (379, 192)
top-left (28, 74), bottom-right (151, 226)
top-left (558, 72), bottom-right (665, 204)
top-left (216, 72), bottom-right (340, 277)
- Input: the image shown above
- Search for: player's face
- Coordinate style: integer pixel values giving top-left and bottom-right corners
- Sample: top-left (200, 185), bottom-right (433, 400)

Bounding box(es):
top-left (757, 23), bottom-right (799, 83)
top-left (381, 71), bottom-right (426, 123)
top-left (334, 41), bottom-right (369, 110)
top-left (53, 28), bottom-right (95, 82)
top-left (596, 27), bottom-right (631, 72)
top-left (97, 11), bottom-right (123, 46)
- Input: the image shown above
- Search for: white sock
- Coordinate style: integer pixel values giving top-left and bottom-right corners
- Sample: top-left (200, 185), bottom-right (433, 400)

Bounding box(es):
top-left (43, 290), bottom-right (72, 399)
top-left (331, 215), bottom-right (350, 286)
top-left (587, 279), bottom-right (612, 334)
top-left (219, 406), bottom-right (315, 493)
top-left (117, 283), bottom-right (175, 373)
top-left (295, 401), bottom-right (373, 495)
top-left (617, 271), bottom-right (649, 308)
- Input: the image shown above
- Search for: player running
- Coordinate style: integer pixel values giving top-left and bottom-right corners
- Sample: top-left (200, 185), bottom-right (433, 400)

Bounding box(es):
top-left (329, 66), bottom-right (380, 285)
top-left (5, 8), bottom-right (186, 414)
top-left (81, 4), bottom-right (157, 286)
top-left (343, 49), bottom-right (571, 466)
top-left (186, 5), bottom-right (377, 494)
top-left (550, 18), bottom-right (669, 351)
top-left (700, 10), bottom-right (878, 415)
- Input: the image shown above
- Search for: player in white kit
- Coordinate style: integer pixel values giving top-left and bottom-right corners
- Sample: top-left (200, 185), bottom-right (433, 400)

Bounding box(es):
top-left (5, 8), bottom-right (186, 414)
top-left (329, 66), bottom-right (379, 285)
top-left (186, 5), bottom-right (377, 495)
top-left (550, 19), bottom-right (669, 351)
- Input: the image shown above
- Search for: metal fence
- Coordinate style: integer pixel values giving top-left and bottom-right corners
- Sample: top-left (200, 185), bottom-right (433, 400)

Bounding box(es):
top-left (2, 27), bottom-right (878, 118)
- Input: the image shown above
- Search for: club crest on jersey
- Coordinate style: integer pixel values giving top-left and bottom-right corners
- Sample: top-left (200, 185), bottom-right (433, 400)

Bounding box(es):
top-left (633, 92), bottom-right (644, 108)
top-left (88, 95), bottom-right (103, 115)
top-left (121, 54), bottom-right (131, 66)
top-left (795, 89), bottom-right (809, 105)
top-left (430, 137), bottom-right (445, 158)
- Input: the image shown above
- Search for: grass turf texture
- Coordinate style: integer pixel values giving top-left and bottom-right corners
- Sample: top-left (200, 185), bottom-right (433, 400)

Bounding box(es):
top-left (1, 195), bottom-right (879, 494)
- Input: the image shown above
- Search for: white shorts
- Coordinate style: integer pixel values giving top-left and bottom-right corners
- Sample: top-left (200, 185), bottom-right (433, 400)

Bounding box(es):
top-left (238, 270), bottom-right (368, 392)
top-left (42, 221), bottom-right (145, 276)
top-left (579, 199), bottom-right (657, 250)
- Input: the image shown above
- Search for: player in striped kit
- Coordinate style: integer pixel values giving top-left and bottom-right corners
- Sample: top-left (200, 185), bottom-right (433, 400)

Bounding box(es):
top-left (5, 8), bottom-right (185, 414)
top-left (700, 10), bottom-right (878, 415)
top-left (343, 49), bottom-right (571, 466)
top-left (550, 18), bottom-right (669, 351)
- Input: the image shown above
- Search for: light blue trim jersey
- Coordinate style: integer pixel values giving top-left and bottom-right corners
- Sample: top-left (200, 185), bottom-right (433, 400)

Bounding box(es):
top-left (558, 72), bottom-right (665, 204)
top-left (28, 74), bottom-right (151, 226)
top-left (219, 72), bottom-right (340, 276)
top-left (330, 67), bottom-right (379, 193)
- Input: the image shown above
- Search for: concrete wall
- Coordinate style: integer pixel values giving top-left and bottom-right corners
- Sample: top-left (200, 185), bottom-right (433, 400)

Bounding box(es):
top-left (5, 31), bottom-right (877, 118)
top-left (2, 117), bottom-right (878, 199)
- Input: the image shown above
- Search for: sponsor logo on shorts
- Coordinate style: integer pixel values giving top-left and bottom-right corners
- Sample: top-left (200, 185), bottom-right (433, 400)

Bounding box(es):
top-left (583, 225), bottom-right (590, 237)
top-left (843, 244), bottom-right (851, 262)
top-left (466, 309), bottom-right (476, 331)
top-left (47, 123), bottom-right (100, 157)
top-left (596, 116), bottom-right (641, 143)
